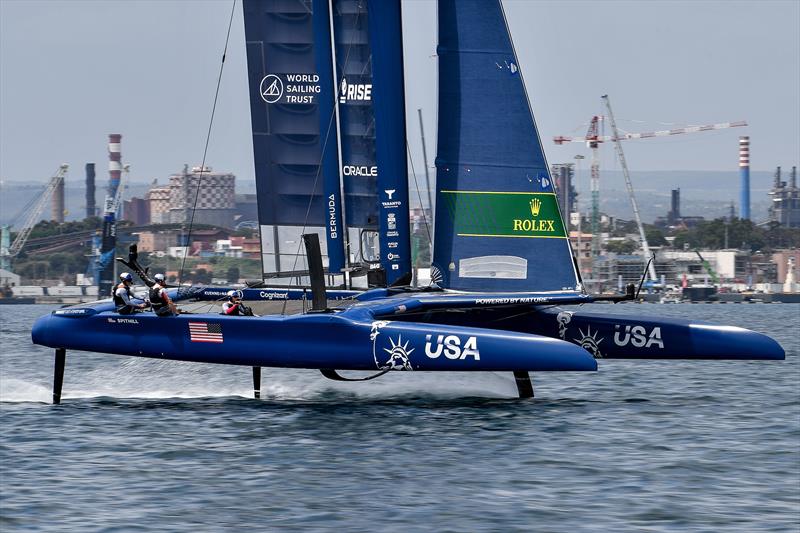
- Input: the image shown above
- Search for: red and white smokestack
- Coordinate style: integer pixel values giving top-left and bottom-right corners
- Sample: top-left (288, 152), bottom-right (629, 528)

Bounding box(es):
top-left (108, 133), bottom-right (122, 196)
top-left (739, 136), bottom-right (750, 220)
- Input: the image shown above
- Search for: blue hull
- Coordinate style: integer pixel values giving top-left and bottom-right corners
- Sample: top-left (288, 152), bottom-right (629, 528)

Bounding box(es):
top-left (31, 303), bottom-right (597, 373)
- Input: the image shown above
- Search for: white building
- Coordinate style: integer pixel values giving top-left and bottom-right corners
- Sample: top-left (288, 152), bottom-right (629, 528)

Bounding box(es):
top-left (0, 268), bottom-right (21, 287)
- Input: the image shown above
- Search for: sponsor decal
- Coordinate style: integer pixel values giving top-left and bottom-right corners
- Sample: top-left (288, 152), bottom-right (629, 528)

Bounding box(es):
top-left (387, 241), bottom-right (398, 249)
top-left (259, 73), bottom-right (320, 105)
top-left (54, 308), bottom-right (94, 316)
top-left (387, 252), bottom-right (400, 261)
top-left (430, 265), bottom-right (444, 285)
top-left (382, 335), bottom-right (415, 370)
top-left (496, 59), bottom-right (518, 75)
top-left (103, 196), bottom-right (115, 214)
top-left (204, 290), bottom-right (229, 297)
top-left (391, 264), bottom-right (399, 270)
top-left (387, 213), bottom-right (397, 230)
top-left (556, 311), bottom-right (573, 340)
top-left (513, 197), bottom-right (555, 232)
top-left (425, 334), bottom-right (480, 360)
top-left (440, 191), bottom-right (566, 238)
top-left (369, 321), bottom-right (414, 371)
top-left (339, 77), bottom-right (372, 103)
top-left (574, 326), bottom-right (603, 358)
top-left (260, 74), bottom-right (283, 103)
top-left (328, 194), bottom-right (338, 239)
top-left (473, 296), bottom-right (548, 305)
top-left (342, 165), bottom-right (377, 177)
top-left (259, 291), bottom-right (289, 300)
top-left (115, 317), bottom-right (140, 325)
top-left (380, 188), bottom-right (402, 210)
top-left (614, 325), bottom-right (664, 349)
top-left (189, 322), bottom-right (224, 343)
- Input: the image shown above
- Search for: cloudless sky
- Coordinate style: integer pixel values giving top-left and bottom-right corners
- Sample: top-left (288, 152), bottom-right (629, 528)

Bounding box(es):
top-left (1, 0), bottom-right (798, 188)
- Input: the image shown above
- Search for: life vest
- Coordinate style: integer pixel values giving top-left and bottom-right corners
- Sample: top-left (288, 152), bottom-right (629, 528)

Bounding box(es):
top-left (149, 284), bottom-right (167, 311)
top-left (112, 283), bottom-right (131, 307)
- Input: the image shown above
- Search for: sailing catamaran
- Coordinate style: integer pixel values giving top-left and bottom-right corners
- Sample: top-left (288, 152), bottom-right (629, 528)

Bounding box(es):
top-left (31, 0), bottom-right (784, 403)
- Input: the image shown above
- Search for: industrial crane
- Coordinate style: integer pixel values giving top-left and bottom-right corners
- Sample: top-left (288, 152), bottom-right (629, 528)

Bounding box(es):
top-left (0, 164), bottom-right (69, 270)
top-left (554, 100), bottom-right (747, 283)
top-left (602, 95), bottom-right (657, 281)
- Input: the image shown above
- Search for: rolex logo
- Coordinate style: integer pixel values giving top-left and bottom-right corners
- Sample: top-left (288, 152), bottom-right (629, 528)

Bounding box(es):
top-left (529, 198), bottom-right (542, 217)
top-left (513, 196), bottom-right (556, 233)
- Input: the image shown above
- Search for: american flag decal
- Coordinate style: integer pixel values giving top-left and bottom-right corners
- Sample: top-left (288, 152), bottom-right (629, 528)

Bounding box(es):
top-left (188, 322), bottom-right (223, 343)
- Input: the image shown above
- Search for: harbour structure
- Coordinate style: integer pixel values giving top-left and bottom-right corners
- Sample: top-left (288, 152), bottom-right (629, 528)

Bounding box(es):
top-left (739, 136), bottom-right (750, 220)
top-left (668, 188), bottom-right (680, 225)
top-left (654, 187), bottom-right (704, 229)
top-left (97, 134), bottom-right (124, 298)
top-left (768, 166), bottom-right (799, 228)
top-left (554, 114), bottom-right (746, 279)
top-left (85, 163), bottom-right (96, 218)
top-left (51, 173), bottom-right (65, 223)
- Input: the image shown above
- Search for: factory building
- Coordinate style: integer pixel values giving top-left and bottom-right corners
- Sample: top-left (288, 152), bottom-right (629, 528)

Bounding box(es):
top-left (122, 197), bottom-right (150, 226)
top-left (51, 176), bottom-right (65, 223)
top-left (768, 166), bottom-right (800, 228)
top-left (146, 181), bottom-right (172, 224)
top-left (167, 165), bottom-right (236, 228)
top-left (85, 163), bottom-right (97, 218)
top-left (550, 163), bottom-right (578, 223)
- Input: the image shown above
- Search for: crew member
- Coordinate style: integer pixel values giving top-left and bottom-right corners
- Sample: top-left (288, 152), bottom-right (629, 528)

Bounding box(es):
top-left (113, 273), bottom-right (147, 315)
top-left (222, 290), bottom-right (252, 316)
top-left (149, 273), bottom-right (178, 317)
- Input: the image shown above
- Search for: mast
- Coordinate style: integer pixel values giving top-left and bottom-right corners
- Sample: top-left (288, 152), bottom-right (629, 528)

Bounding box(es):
top-left (418, 108), bottom-right (434, 213)
top-left (326, 0), bottom-right (350, 279)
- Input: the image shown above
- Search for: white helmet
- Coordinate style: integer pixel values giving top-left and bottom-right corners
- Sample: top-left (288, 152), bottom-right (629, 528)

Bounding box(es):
top-left (119, 273), bottom-right (133, 282)
top-left (154, 273), bottom-right (165, 283)
top-left (227, 290), bottom-right (241, 300)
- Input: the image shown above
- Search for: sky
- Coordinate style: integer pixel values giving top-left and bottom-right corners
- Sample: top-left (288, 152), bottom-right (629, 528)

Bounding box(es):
top-left (0, 0), bottom-right (798, 189)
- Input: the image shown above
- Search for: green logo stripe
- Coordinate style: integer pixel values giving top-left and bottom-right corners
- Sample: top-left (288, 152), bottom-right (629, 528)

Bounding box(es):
top-left (441, 191), bottom-right (567, 238)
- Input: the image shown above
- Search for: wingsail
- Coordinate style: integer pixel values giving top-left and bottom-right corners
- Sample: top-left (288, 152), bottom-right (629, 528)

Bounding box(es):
top-left (432, 0), bottom-right (580, 293)
top-left (243, 0), bottom-right (411, 287)
top-left (243, 0), bottom-right (344, 279)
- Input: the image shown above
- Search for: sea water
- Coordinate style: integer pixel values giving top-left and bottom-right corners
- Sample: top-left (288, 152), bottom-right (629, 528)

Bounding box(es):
top-left (1, 304), bottom-right (798, 532)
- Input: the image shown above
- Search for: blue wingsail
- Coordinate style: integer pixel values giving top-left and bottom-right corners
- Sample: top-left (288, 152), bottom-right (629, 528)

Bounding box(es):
top-left (330, 0), bottom-right (411, 284)
top-left (242, 0), bottom-right (344, 277)
top-left (432, 0), bottom-right (580, 293)
top-left (367, 0), bottom-right (412, 285)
